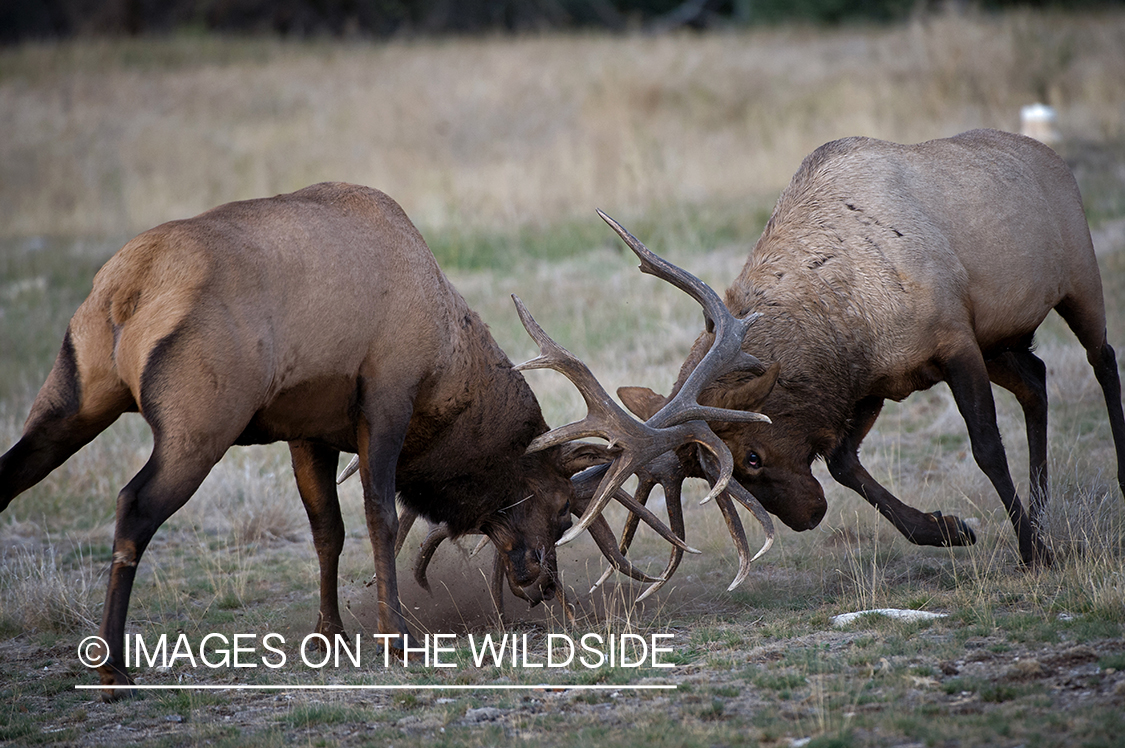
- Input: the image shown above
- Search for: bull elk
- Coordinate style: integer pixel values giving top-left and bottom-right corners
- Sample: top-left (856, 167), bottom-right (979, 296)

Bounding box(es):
top-left (0, 183), bottom-right (736, 697)
top-left (608, 129), bottom-right (1125, 573)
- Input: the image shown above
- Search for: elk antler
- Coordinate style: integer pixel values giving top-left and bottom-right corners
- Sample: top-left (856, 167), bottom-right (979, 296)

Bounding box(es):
top-left (589, 451), bottom-right (687, 601)
top-left (595, 210), bottom-right (769, 433)
top-left (592, 447), bottom-right (776, 597)
top-left (514, 211), bottom-right (772, 549)
top-left (513, 294), bottom-right (766, 548)
top-left (407, 468), bottom-right (668, 595)
top-left (601, 211), bottom-right (776, 585)
top-left (412, 522), bottom-right (450, 593)
top-left (518, 211), bottom-right (777, 594)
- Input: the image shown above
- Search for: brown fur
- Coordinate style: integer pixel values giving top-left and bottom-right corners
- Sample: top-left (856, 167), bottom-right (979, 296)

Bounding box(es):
top-left (0, 183), bottom-right (588, 696)
top-left (636, 130), bottom-right (1125, 567)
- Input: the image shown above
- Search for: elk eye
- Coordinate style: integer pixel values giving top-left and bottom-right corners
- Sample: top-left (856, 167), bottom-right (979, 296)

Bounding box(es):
top-left (560, 500), bottom-right (570, 517)
top-left (746, 451), bottom-right (762, 470)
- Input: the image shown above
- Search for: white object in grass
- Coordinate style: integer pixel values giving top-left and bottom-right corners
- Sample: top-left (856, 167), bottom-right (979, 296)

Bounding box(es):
top-left (831, 609), bottom-right (948, 627)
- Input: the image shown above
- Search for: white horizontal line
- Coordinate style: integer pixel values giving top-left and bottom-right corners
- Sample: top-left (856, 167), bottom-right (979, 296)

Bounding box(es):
top-left (76, 683), bottom-right (676, 691)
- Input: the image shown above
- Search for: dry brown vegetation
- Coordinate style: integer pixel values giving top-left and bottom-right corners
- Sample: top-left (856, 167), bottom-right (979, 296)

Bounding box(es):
top-left (1, 7), bottom-right (1125, 747)
top-left (2, 8), bottom-right (1124, 239)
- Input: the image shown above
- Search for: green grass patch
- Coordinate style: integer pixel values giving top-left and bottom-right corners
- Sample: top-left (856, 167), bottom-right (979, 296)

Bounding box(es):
top-left (280, 702), bottom-right (373, 728)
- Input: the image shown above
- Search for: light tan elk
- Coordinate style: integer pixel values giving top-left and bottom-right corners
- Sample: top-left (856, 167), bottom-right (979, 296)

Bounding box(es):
top-left (607, 129), bottom-right (1125, 575)
top-left (0, 183), bottom-right (731, 697)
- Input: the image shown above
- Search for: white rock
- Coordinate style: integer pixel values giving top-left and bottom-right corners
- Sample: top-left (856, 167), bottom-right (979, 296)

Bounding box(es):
top-left (830, 609), bottom-right (948, 627)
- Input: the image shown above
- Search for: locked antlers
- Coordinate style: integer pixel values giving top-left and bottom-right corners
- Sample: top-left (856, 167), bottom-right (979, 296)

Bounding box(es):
top-left (514, 211), bottom-right (775, 592)
top-left (354, 211), bottom-right (779, 599)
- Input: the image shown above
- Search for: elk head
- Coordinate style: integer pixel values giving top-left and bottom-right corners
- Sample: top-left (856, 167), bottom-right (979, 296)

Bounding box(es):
top-left (471, 446), bottom-right (588, 605)
top-left (701, 395), bottom-right (829, 533)
top-left (629, 335), bottom-right (830, 535)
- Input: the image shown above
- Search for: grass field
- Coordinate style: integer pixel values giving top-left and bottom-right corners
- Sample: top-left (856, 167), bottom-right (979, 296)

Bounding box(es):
top-left (2, 8), bottom-right (1125, 747)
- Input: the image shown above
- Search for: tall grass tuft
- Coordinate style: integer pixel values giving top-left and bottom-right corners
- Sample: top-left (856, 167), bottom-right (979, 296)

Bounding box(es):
top-left (0, 540), bottom-right (101, 634)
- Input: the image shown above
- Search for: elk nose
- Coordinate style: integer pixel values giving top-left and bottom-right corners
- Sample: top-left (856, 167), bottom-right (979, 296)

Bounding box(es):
top-left (506, 546), bottom-right (540, 587)
top-left (779, 496), bottom-right (827, 531)
top-left (802, 499), bottom-right (827, 530)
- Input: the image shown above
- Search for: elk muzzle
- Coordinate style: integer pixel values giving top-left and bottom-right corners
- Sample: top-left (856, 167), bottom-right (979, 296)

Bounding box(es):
top-left (752, 472), bottom-right (827, 532)
top-left (500, 542), bottom-right (559, 606)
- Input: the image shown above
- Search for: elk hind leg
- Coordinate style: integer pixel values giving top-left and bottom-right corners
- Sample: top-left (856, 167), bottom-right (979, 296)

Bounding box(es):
top-left (1054, 293), bottom-right (1125, 498)
top-left (986, 349), bottom-right (1049, 524)
top-left (942, 347), bottom-right (1050, 567)
top-left (1090, 341), bottom-right (1125, 497)
top-left (97, 330), bottom-right (257, 697)
top-left (98, 432), bottom-right (231, 696)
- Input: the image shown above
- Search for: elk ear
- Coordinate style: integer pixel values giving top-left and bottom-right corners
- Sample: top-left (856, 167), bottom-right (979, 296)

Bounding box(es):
top-left (731, 360), bottom-right (780, 411)
top-left (616, 386), bottom-right (667, 420)
top-left (559, 442), bottom-right (616, 475)
top-left (706, 361), bottom-right (780, 412)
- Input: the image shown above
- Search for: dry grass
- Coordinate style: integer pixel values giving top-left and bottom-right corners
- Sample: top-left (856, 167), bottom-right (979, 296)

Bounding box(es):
top-left (2, 9), bottom-right (1124, 239)
top-left (0, 541), bottom-right (101, 634)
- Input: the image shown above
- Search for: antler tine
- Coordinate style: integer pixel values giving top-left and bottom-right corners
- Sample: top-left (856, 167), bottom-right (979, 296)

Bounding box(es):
top-left (607, 477), bottom-right (700, 553)
top-left (469, 535), bottom-right (490, 557)
top-left (337, 454), bottom-right (360, 483)
top-left (570, 466), bottom-right (666, 584)
top-left (513, 295), bottom-right (648, 452)
top-left (633, 468), bottom-right (687, 602)
top-left (597, 209), bottom-right (729, 333)
top-left (587, 452), bottom-right (690, 602)
top-left (572, 463), bottom-right (699, 554)
top-left (587, 514), bottom-right (663, 584)
top-left (699, 452), bottom-right (775, 565)
top-left (597, 209), bottom-right (768, 419)
top-left (394, 507), bottom-right (419, 557)
top-left (412, 523), bottom-right (451, 593)
top-left (489, 551), bottom-right (507, 622)
top-left (723, 479), bottom-right (775, 563)
top-left (714, 492), bottom-right (754, 591)
top-left (560, 445), bottom-right (707, 548)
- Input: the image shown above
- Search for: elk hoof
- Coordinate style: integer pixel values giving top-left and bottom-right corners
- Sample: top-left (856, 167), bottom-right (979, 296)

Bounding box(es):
top-left (96, 664), bottom-right (136, 701)
top-left (308, 622), bottom-right (348, 653)
top-left (1019, 537), bottom-right (1053, 570)
top-left (930, 511), bottom-right (976, 546)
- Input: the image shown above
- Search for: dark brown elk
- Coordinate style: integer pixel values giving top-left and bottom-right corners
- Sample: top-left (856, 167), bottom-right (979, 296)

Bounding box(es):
top-left (0, 183), bottom-right (705, 697)
top-left (612, 129), bottom-right (1125, 572)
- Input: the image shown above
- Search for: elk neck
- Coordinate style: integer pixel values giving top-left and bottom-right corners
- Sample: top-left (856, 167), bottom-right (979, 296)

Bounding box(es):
top-left (395, 291), bottom-right (552, 535)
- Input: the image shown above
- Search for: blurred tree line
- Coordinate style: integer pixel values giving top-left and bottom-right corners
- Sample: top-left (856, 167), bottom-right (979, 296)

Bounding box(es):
top-left (1, 0), bottom-right (1116, 43)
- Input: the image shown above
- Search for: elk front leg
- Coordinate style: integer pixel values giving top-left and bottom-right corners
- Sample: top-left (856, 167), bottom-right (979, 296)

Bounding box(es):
top-left (289, 440), bottom-right (347, 640)
top-left (355, 396), bottom-right (414, 652)
top-left (827, 396), bottom-right (976, 548)
top-left (943, 349), bottom-right (1051, 567)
